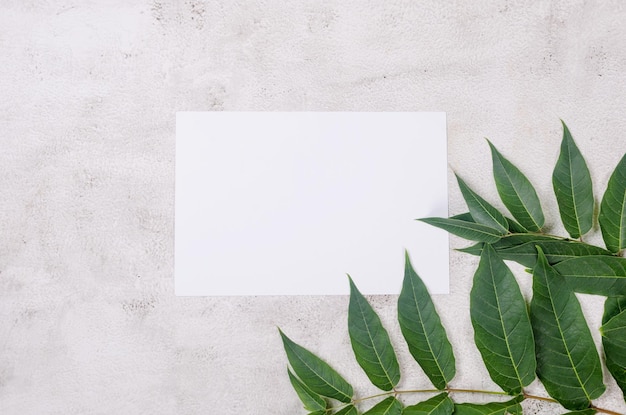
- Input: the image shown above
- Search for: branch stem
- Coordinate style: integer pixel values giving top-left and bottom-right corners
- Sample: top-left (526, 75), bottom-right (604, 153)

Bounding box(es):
top-left (342, 388), bottom-right (625, 415)
top-left (591, 405), bottom-right (626, 415)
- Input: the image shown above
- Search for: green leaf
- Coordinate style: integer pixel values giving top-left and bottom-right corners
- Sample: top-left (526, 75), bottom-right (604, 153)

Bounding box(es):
top-left (348, 276), bottom-right (401, 391)
top-left (288, 368), bottom-right (326, 411)
top-left (452, 396), bottom-right (523, 415)
top-left (470, 244), bottom-right (536, 394)
top-left (450, 212), bottom-right (475, 222)
top-left (335, 405), bottom-right (358, 415)
top-left (552, 121), bottom-right (595, 239)
top-left (403, 393), bottom-right (454, 415)
top-left (398, 252), bottom-right (456, 389)
top-left (456, 242), bottom-right (484, 256)
top-left (602, 297), bottom-right (626, 401)
top-left (603, 296), bottom-right (626, 325)
top-left (418, 217), bottom-right (503, 243)
top-left (553, 256), bottom-right (626, 296)
top-left (457, 234), bottom-right (613, 268)
top-left (599, 153), bottom-right (626, 253)
top-left (483, 233), bottom-right (558, 250)
top-left (602, 309), bottom-right (626, 344)
top-left (456, 174), bottom-right (509, 234)
top-left (488, 139), bottom-right (545, 232)
top-left (307, 411), bottom-right (326, 415)
top-left (505, 217), bottom-right (528, 233)
top-left (530, 247), bottom-right (605, 410)
top-left (451, 212), bottom-right (527, 234)
top-left (363, 396), bottom-right (403, 415)
top-left (279, 329), bottom-right (353, 403)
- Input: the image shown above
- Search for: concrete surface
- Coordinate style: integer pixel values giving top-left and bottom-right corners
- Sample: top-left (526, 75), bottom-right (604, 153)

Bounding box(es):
top-left (1, 1), bottom-right (626, 414)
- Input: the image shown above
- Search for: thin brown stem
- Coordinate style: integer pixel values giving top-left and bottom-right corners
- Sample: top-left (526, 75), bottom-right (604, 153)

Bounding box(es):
top-left (332, 389), bottom-right (625, 415)
top-left (447, 387), bottom-right (510, 396)
top-left (351, 391), bottom-right (395, 404)
top-left (591, 405), bottom-right (626, 415)
top-left (522, 392), bottom-right (558, 403)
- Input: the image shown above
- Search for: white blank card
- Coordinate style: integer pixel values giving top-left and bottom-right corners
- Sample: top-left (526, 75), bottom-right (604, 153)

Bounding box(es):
top-left (175, 112), bottom-right (449, 295)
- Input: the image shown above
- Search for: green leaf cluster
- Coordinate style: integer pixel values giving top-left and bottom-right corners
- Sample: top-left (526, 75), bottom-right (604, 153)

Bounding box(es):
top-left (280, 122), bottom-right (626, 415)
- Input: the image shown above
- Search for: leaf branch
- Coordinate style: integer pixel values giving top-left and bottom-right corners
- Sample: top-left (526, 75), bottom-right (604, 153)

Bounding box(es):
top-left (339, 389), bottom-right (625, 415)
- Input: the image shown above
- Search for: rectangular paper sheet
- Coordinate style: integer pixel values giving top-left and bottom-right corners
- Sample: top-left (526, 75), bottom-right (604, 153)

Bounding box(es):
top-left (175, 112), bottom-right (449, 295)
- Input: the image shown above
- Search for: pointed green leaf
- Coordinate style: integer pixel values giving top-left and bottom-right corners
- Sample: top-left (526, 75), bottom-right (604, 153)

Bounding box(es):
top-left (288, 368), bottom-right (326, 411)
top-left (470, 244), bottom-right (536, 394)
top-left (450, 212), bottom-right (475, 222)
top-left (398, 252), bottom-right (455, 389)
top-left (451, 212), bottom-right (527, 234)
top-left (553, 256), bottom-right (626, 296)
top-left (279, 329), bottom-right (353, 403)
top-left (307, 411), bottom-right (326, 415)
top-left (456, 234), bottom-right (612, 267)
top-left (602, 296), bottom-right (626, 401)
top-left (552, 122), bottom-right (594, 239)
top-left (403, 393), bottom-right (454, 415)
top-left (348, 276), bottom-right (401, 391)
top-left (483, 233), bottom-right (558, 250)
top-left (603, 296), bottom-right (626, 325)
top-left (602, 309), bottom-right (626, 344)
top-left (335, 405), bottom-right (358, 415)
top-left (488, 140), bottom-right (545, 232)
top-left (505, 217), bottom-right (528, 233)
top-left (453, 396), bottom-right (523, 415)
top-left (530, 247), bottom-right (605, 410)
top-left (418, 217), bottom-right (503, 243)
top-left (456, 174), bottom-right (509, 234)
top-left (363, 396), bottom-right (403, 415)
top-left (456, 242), bottom-right (484, 256)
top-left (599, 153), bottom-right (626, 253)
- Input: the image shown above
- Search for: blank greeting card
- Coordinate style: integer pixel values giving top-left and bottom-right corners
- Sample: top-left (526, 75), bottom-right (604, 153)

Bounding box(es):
top-left (175, 112), bottom-right (449, 295)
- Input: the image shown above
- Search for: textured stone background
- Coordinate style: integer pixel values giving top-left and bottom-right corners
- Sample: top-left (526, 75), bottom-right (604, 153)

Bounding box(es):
top-left (1, 1), bottom-right (626, 414)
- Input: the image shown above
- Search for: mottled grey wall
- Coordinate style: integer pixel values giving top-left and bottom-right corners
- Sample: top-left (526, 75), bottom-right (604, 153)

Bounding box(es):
top-left (1, 1), bottom-right (625, 414)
